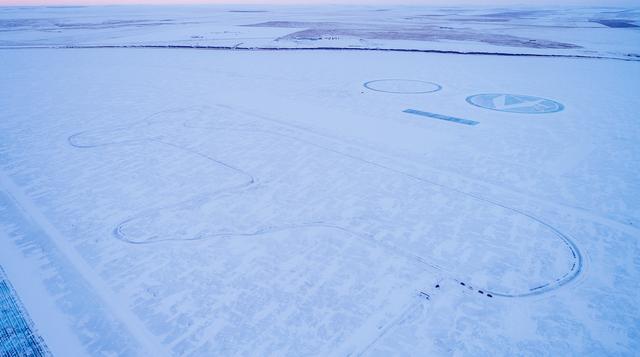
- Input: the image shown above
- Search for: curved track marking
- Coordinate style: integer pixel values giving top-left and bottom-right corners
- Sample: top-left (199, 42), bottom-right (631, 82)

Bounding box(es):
top-left (68, 106), bottom-right (583, 298)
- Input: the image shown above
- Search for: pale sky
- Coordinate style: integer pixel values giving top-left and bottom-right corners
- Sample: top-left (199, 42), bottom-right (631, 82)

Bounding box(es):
top-left (0, 0), bottom-right (635, 6)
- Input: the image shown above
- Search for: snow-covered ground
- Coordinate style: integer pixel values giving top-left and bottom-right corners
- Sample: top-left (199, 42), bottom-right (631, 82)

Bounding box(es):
top-left (2, 5), bottom-right (640, 59)
top-left (1, 5), bottom-right (639, 356)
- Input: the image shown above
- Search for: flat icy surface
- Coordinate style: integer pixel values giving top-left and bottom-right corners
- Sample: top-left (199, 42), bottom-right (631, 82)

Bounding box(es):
top-left (1, 5), bottom-right (639, 357)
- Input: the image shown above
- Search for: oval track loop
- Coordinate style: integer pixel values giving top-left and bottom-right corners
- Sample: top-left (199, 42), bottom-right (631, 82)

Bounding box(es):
top-left (363, 79), bottom-right (442, 94)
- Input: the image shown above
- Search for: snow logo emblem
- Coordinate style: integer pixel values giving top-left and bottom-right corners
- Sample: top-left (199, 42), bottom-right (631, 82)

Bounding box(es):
top-left (466, 93), bottom-right (564, 114)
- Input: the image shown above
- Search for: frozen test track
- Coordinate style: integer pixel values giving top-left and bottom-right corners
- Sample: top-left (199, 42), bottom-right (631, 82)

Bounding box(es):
top-left (68, 106), bottom-right (583, 299)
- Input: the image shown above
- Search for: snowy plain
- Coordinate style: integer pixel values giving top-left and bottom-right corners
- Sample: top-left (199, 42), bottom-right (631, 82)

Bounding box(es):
top-left (1, 4), bottom-right (640, 356)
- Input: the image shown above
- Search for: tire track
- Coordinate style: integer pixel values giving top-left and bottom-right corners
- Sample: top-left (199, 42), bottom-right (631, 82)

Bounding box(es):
top-left (68, 106), bottom-right (583, 298)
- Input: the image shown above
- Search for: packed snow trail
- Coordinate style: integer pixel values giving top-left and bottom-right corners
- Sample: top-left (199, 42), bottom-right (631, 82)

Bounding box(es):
top-left (69, 105), bottom-right (583, 298)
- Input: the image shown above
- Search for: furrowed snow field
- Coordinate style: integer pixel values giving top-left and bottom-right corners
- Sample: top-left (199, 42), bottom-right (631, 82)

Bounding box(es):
top-left (1, 5), bottom-right (640, 357)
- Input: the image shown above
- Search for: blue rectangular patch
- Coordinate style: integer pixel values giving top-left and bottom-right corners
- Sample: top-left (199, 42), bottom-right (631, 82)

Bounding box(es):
top-left (403, 109), bottom-right (479, 126)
